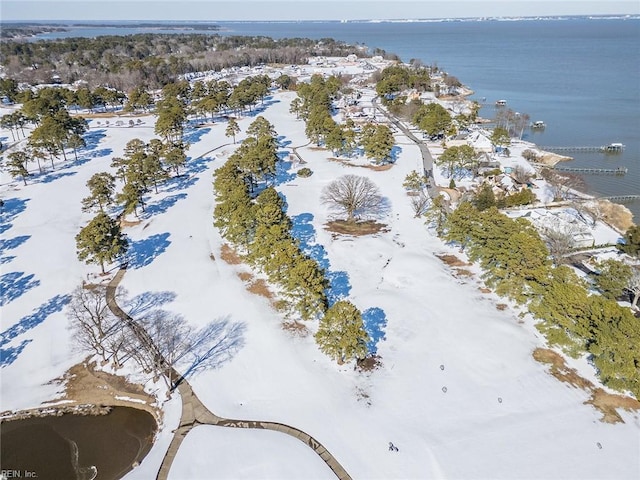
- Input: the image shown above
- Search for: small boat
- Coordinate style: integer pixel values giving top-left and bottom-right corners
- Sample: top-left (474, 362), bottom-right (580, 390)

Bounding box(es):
top-left (495, 99), bottom-right (507, 107)
top-left (530, 120), bottom-right (546, 129)
top-left (601, 142), bottom-right (625, 153)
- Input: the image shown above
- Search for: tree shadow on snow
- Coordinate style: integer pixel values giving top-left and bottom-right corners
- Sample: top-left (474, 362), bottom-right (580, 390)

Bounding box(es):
top-left (291, 213), bottom-right (352, 305)
top-left (0, 294), bottom-right (71, 367)
top-left (274, 154), bottom-right (296, 186)
top-left (183, 127), bottom-right (211, 145)
top-left (127, 233), bottom-right (171, 269)
top-left (0, 271), bottom-right (40, 306)
top-left (142, 193), bottom-right (187, 218)
top-left (124, 290), bottom-right (177, 317)
top-left (0, 198), bottom-right (29, 234)
top-left (80, 129), bottom-right (107, 151)
top-left (362, 307), bottom-right (387, 355)
top-left (0, 235), bottom-right (30, 257)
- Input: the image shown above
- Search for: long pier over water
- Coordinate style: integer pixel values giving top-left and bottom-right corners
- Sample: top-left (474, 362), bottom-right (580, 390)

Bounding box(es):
top-left (542, 144), bottom-right (625, 153)
top-left (553, 166), bottom-right (628, 175)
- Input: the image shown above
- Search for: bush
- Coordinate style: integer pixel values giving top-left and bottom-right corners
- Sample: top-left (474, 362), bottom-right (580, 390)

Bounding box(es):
top-left (499, 188), bottom-right (537, 207)
top-left (297, 167), bottom-right (313, 178)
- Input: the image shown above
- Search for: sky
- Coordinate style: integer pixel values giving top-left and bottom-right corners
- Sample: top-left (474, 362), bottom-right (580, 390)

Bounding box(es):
top-left (1, 0), bottom-right (639, 22)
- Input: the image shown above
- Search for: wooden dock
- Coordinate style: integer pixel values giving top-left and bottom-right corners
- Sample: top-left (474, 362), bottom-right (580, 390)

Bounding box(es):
top-left (553, 166), bottom-right (628, 175)
top-left (541, 144), bottom-right (624, 153)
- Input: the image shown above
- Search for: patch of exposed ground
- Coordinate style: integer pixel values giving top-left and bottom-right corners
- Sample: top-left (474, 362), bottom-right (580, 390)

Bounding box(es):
top-left (329, 157), bottom-right (394, 171)
top-left (282, 320), bottom-right (310, 338)
top-left (246, 278), bottom-right (273, 300)
top-left (119, 217), bottom-right (142, 228)
top-left (233, 267), bottom-right (277, 306)
top-left (325, 220), bottom-right (389, 236)
top-left (593, 198), bottom-right (635, 233)
top-left (453, 268), bottom-right (473, 277)
top-left (533, 348), bottom-right (639, 423)
top-left (2, 361), bottom-right (161, 422)
top-left (436, 253), bottom-right (470, 267)
top-left (220, 243), bottom-right (243, 264)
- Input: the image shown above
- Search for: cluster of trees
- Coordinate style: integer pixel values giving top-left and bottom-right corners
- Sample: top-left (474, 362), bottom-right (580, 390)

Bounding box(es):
top-left (412, 102), bottom-right (453, 139)
top-left (4, 87), bottom-right (89, 184)
top-left (1, 33), bottom-right (372, 90)
top-left (436, 144), bottom-right (478, 179)
top-left (472, 183), bottom-right (537, 212)
top-left (374, 64), bottom-right (432, 102)
top-left (293, 74), bottom-right (395, 164)
top-left (212, 118), bottom-right (369, 363)
top-left (74, 137), bottom-right (188, 271)
top-left (75, 95), bottom-right (191, 272)
top-left (66, 284), bottom-right (245, 389)
top-left (435, 201), bottom-right (640, 398)
top-left (495, 108), bottom-right (530, 140)
top-left (213, 116), bottom-right (328, 320)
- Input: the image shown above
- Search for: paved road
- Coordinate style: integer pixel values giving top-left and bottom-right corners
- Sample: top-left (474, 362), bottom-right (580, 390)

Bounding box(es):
top-left (106, 265), bottom-right (352, 480)
top-left (372, 96), bottom-right (436, 197)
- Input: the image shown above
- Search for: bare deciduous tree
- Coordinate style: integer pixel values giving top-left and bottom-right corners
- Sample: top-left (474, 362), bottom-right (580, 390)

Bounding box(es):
top-left (541, 168), bottom-right (586, 201)
top-left (541, 227), bottom-right (577, 264)
top-left (66, 284), bottom-right (127, 367)
top-left (321, 174), bottom-right (385, 223)
top-left (410, 193), bottom-right (430, 218)
top-left (125, 309), bottom-right (246, 390)
top-left (627, 267), bottom-right (640, 309)
top-left (511, 165), bottom-right (533, 185)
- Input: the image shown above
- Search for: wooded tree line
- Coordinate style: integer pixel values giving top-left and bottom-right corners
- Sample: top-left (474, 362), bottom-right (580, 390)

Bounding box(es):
top-left (0, 33), bottom-right (376, 90)
top-left (4, 87), bottom-right (89, 184)
top-left (1, 73), bottom-right (274, 186)
top-left (293, 73), bottom-right (395, 164)
top-left (434, 201), bottom-right (640, 398)
top-left (212, 116), bottom-right (369, 364)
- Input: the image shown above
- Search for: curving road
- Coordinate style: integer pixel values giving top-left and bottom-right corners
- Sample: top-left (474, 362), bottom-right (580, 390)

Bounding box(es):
top-left (372, 96), bottom-right (436, 197)
top-left (106, 265), bottom-right (352, 480)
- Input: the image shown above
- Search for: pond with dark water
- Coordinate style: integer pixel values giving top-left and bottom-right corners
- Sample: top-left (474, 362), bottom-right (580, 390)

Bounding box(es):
top-left (0, 406), bottom-right (156, 480)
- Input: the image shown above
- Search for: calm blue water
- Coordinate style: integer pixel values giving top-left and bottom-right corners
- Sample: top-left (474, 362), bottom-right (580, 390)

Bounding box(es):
top-left (25, 18), bottom-right (640, 221)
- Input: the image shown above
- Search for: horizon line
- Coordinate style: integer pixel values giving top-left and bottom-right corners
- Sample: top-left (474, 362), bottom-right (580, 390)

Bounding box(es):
top-left (2, 14), bottom-right (639, 24)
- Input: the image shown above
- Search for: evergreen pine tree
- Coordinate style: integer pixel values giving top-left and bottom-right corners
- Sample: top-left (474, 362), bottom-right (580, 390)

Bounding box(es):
top-left (75, 212), bottom-right (128, 273)
top-left (82, 172), bottom-right (116, 212)
top-left (315, 300), bottom-right (369, 364)
top-left (6, 151), bottom-right (30, 185)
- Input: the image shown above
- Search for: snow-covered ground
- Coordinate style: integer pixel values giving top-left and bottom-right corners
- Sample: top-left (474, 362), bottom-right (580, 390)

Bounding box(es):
top-left (1, 89), bottom-right (638, 480)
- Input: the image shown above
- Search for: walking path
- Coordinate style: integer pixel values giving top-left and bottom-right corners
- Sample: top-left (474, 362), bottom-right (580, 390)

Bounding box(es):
top-left (106, 265), bottom-right (352, 480)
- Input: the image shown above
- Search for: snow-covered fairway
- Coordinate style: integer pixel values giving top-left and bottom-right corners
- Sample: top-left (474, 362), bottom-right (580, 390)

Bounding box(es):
top-left (1, 92), bottom-right (638, 480)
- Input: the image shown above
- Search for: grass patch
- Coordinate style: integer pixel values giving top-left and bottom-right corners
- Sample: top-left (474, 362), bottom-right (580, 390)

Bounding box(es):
top-left (586, 389), bottom-right (640, 424)
top-left (220, 243), bottom-right (242, 265)
top-left (237, 272), bottom-right (252, 282)
top-left (282, 320), bottom-right (309, 337)
top-left (436, 253), bottom-right (470, 267)
top-left (247, 278), bottom-right (273, 300)
top-left (454, 268), bottom-right (473, 277)
top-left (325, 220), bottom-right (388, 236)
top-left (533, 348), bottom-right (639, 423)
